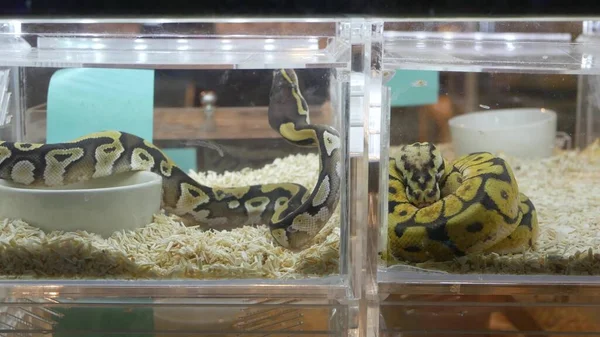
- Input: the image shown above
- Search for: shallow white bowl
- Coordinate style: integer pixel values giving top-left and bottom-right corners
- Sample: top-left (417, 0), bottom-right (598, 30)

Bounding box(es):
top-left (0, 171), bottom-right (162, 237)
top-left (448, 108), bottom-right (557, 158)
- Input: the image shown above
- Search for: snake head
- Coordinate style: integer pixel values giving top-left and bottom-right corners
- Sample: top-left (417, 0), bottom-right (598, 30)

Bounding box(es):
top-left (394, 142), bottom-right (445, 208)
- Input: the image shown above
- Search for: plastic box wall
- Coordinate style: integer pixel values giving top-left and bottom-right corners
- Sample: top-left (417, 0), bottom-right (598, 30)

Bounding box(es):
top-left (372, 18), bottom-right (600, 336)
top-left (0, 18), bottom-right (382, 336)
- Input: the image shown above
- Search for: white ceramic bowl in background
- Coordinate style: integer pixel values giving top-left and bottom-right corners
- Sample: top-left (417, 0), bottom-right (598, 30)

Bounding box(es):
top-left (448, 108), bottom-right (557, 158)
top-left (0, 171), bottom-right (162, 237)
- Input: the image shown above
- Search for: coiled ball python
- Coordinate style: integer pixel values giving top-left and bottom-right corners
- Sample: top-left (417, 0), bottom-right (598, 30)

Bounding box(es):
top-left (387, 142), bottom-right (539, 263)
top-left (0, 69), bottom-right (341, 250)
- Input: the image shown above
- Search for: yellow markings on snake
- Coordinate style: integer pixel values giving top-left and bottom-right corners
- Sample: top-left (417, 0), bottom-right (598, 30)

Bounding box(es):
top-left (159, 160), bottom-right (173, 177)
top-left (274, 197), bottom-right (289, 209)
top-left (279, 123), bottom-right (317, 145)
top-left (414, 201), bottom-right (443, 224)
top-left (388, 203), bottom-right (417, 223)
top-left (260, 183), bottom-right (301, 196)
top-left (43, 148), bottom-right (85, 186)
top-left (484, 194), bottom-right (539, 254)
top-left (93, 141), bottom-right (125, 178)
top-left (335, 161), bottom-right (342, 177)
top-left (14, 143), bottom-right (43, 151)
top-left (271, 228), bottom-right (289, 248)
top-left (0, 146), bottom-right (11, 165)
top-left (388, 180), bottom-right (409, 203)
top-left (484, 178), bottom-right (519, 218)
top-left (176, 183), bottom-right (210, 213)
top-left (442, 172), bottom-right (463, 194)
top-left (446, 205), bottom-right (521, 253)
top-left (387, 225), bottom-right (429, 262)
top-left (11, 160), bottom-right (35, 185)
top-left (387, 142), bottom-right (538, 263)
top-left (190, 209), bottom-right (212, 223)
top-left (213, 187), bottom-right (251, 201)
top-left (227, 200), bottom-right (240, 209)
top-left (322, 130), bottom-right (340, 157)
top-left (312, 175), bottom-right (330, 207)
top-left (455, 153), bottom-right (493, 169)
top-left (131, 148), bottom-right (155, 171)
top-left (290, 207), bottom-right (330, 237)
top-left (270, 196), bottom-right (291, 223)
top-left (454, 177), bottom-right (481, 202)
top-left (280, 69), bottom-right (309, 121)
top-left (143, 140), bottom-right (175, 164)
top-left (244, 196), bottom-right (270, 215)
top-left (442, 195), bottom-right (463, 218)
top-left (143, 139), bottom-right (159, 150)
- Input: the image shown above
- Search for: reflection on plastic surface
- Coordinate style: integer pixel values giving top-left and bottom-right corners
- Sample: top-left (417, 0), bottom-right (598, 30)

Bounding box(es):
top-left (0, 297), bottom-right (343, 336)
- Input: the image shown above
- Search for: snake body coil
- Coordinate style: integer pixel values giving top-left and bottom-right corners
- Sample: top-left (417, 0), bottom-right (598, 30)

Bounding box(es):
top-left (0, 69), bottom-right (341, 250)
top-left (388, 142), bottom-right (539, 262)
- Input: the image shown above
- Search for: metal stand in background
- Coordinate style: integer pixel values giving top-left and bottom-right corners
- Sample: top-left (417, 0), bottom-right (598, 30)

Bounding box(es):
top-left (199, 90), bottom-right (218, 132)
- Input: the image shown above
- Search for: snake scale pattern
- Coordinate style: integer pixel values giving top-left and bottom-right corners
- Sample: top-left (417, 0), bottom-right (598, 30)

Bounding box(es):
top-left (0, 69), bottom-right (341, 250)
top-left (387, 142), bottom-right (539, 262)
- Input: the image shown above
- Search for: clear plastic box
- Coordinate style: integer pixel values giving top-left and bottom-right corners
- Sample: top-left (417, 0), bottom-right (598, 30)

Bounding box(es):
top-left (4, 15), bottom-right (600, 337)
top-left (373, 18), bottom-right (600, 336)
top-left (0, 17), bottom-right (382, 335)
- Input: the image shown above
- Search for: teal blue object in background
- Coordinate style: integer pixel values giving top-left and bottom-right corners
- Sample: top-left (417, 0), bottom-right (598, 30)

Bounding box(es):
top-left (47, 68), bottom-right (155, 142)
top-left (46, 68), bottom-right (197, 171)
top-left (386, 69), bottom-right (440, 107)
top-left (53, 303), bottom-right (154, 337)
top-left (163, 147), bottom-right (197, 173)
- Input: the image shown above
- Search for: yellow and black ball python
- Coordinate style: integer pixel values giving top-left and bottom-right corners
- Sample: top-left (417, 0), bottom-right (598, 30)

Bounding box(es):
top-left (387, 142), bottom-right (539, 263)
top-left (0, 69), bottom-right (341, 250)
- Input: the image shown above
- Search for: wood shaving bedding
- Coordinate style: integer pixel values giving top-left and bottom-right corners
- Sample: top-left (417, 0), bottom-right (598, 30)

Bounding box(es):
top-left (0, 153), bottom-right (340, 280)
top-left (388, 139), bottom-right (600, 275)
